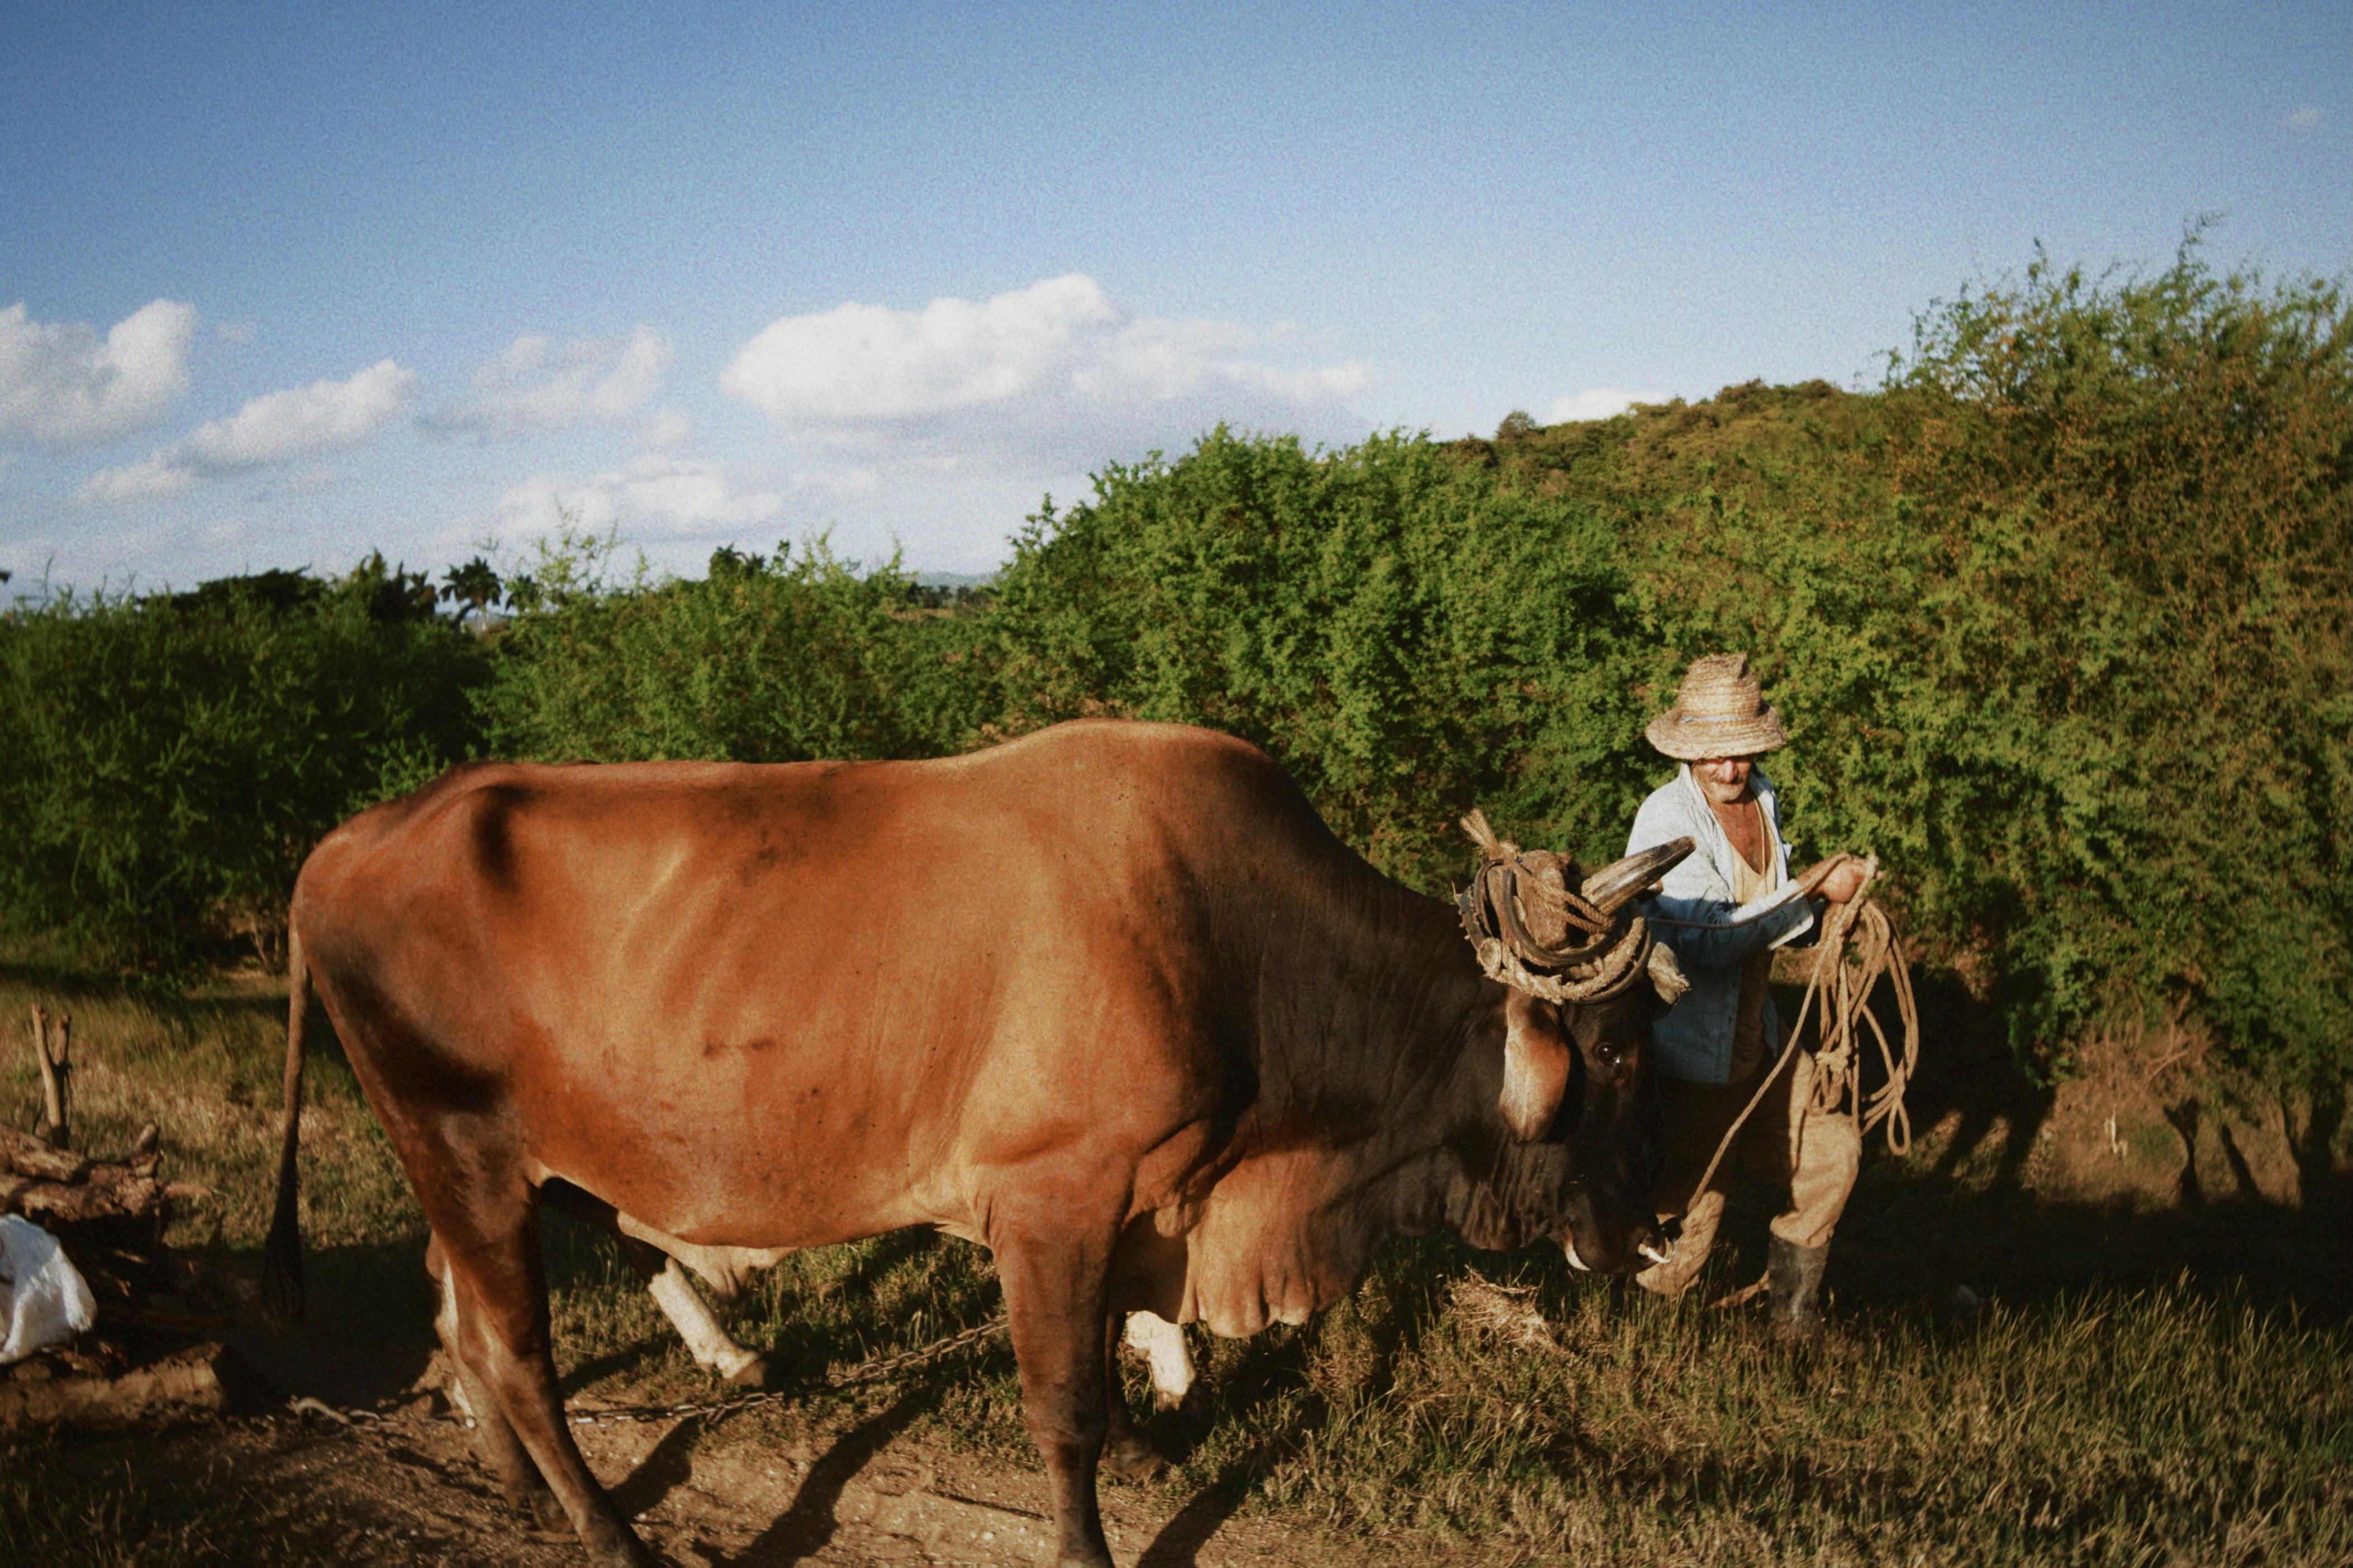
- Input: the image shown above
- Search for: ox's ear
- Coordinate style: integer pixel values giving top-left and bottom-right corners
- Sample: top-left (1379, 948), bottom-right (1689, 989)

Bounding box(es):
top-left (1500, 988), bottom-right (1575, 1141)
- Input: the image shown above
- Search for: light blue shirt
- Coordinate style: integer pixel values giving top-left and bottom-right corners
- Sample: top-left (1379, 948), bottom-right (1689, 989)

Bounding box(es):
top-left (1625, 764), bottom-right (1818, 1085)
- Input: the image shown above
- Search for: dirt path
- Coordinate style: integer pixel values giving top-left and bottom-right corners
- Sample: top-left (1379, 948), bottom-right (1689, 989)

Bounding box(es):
top-left (51, 1404), bottom-right (1437, 1567)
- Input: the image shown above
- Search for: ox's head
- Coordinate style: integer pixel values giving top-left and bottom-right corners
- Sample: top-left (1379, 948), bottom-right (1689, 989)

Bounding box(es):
top-left (1481, 839), bottom-right (1691, 1276)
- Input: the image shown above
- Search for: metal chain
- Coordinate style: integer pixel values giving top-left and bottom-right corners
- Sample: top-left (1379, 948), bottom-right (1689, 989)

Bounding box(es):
top-left (287, 1311), bottom-right (1011, 1432)
top-left (562, 1312), bottom-right (1011, 1428)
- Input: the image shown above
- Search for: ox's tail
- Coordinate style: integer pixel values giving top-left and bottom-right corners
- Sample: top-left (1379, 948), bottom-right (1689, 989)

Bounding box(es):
top-left (262, 923), bottom-right (311, 1327)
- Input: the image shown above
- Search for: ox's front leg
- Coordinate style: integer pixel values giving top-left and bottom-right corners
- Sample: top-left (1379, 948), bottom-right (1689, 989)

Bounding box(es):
top-left (997, 1221), bottom-right (1120, 1568)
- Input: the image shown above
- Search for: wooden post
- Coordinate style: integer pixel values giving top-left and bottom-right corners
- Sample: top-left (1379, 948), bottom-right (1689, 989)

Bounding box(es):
top-left (31, 1005), bottom-right (56, 1131)
top-left (54, 1014), bottom-right (72, 1148)
top-left (31, 1004), bottom-right (71, 1150)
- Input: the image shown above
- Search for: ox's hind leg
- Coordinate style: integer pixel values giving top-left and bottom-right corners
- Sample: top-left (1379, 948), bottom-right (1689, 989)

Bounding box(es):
top-left (427, 1232), bottom-right (567, 1528)
top-left (1100, 1315), bottom-right (1168, 1480)
top-left (997, 1217), bottom-right (1123, 1568)
top-left (429, 1175), bottom-right (650, 1566)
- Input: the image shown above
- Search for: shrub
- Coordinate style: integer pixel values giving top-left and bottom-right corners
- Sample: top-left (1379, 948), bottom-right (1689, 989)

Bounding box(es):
top-left (477, 532), bottom-right (989, 766)
top-left (0, 559), bottom-right (487, 965)
top-left (987, 428), bottom-right (1650, 884)
top-left (1874, 245), bottom-right (2353, 1070)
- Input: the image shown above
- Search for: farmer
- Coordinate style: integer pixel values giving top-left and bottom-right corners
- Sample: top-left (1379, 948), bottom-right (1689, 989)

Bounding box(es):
top-left (1625, 652), bottom-right (1868, 1338)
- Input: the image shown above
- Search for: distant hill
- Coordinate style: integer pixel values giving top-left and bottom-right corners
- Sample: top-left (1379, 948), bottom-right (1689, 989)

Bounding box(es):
top-left (912, 570), bottom-right (998, 590)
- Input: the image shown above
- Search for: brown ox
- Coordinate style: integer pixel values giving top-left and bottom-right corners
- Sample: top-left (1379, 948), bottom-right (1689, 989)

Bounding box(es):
top-left (265, 719), bottom-right (1685, 1567)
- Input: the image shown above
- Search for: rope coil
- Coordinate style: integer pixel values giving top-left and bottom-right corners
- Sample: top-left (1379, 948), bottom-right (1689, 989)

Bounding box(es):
top-left (1685, 857), bottom-right (1922, 1212)
top-left (1455, 809), bottom-right (1658, 1003)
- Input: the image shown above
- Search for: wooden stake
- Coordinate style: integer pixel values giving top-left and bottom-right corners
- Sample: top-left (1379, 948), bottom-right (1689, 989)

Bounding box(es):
top-left (53, 1014), bottom-right (72, 1148)
top-left (31, 1004), bottom-right (71, 1150)
top-left (31, 1005), bottom-right (56, 1128)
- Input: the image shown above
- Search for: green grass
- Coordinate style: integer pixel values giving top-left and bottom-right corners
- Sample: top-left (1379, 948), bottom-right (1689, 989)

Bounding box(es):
top-left (4, 952), bottom-right (2348, 1565)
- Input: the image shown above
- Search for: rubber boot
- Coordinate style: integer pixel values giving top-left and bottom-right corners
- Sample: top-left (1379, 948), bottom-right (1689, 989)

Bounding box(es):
top-left (1766, 1236), bottom-right (1827, 1342)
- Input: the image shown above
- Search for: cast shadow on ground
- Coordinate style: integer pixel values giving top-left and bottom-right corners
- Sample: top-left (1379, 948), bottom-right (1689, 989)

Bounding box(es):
top-left (1135, 1475), bottom-right (1253, 1568)
top-left (1810, 971), bottom-right (2353, 1315)
top-left (1133, 1405), bottom-right (1320, 1568)
top-left (725, 1387), bottom-right (939, 1565)
top-left (610, 1414), bottom-right (709, 1523)
top-left (225, 1235), bottom-right (439, 1408)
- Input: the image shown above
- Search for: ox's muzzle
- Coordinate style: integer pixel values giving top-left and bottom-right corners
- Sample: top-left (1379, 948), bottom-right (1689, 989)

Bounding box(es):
top-left (1565, 1237), bottom-right (1676, 1272)
top-left (1559, 1182), bottom-right (1671, 1276)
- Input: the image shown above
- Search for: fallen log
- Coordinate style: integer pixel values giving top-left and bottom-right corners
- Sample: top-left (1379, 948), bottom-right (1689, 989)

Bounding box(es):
top-left (1, 1104), bottom-right (254, 1420)
top-left (13, 1169), bottom-right (165, 1227)
top-left (0, 1340), bottom-right (240, 1429)
top-left (1, 1125), bottom-right (89, 1183)
top-left (3, 1120), bottom-right (197, 1228)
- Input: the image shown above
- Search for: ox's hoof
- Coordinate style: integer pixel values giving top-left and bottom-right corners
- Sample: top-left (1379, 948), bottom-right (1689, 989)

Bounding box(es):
top-left (581, 1514), bottom-right (655, 1566)
top-left (506, 1482), bottom-right (568, 1531)
top-left (1101, 1427), bottom-right (1168, 1480)
top-left (724, 1352), bottom-right (782, 1391)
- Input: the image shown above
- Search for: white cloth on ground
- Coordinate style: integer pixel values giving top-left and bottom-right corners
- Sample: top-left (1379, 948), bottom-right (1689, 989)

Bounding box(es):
top-left (0, 1212), bottom-right (98, 1364)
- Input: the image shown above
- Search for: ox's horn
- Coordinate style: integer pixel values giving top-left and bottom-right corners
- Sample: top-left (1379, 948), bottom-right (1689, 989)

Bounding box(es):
top-left (1580, 837), bottom-right (1695, 915)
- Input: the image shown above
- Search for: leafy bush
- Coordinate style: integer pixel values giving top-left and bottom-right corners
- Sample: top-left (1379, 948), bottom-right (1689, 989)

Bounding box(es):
top-left (476, 531), bottom-right (989, 765)
top-left (1522, 246), bottom-right (2351, 1073)
top-left (1874, 248), bottom-right (2353, 1073)
top-left (986, 429), bottom-right (1651, 883)
top-left (0, 559), bottom-right (487, 965)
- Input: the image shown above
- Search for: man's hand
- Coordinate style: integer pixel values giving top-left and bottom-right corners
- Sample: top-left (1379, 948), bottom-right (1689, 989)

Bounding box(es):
top-left (1796, 854), bottom-right (1870, 905)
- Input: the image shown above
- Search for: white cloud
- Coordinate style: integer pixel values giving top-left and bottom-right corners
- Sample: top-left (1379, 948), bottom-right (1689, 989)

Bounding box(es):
top-left (79, 359), bottom-right (413, 505)
top-left (430, 326), bottom-right (671, 437)
top-left (636, 406), bottom-right (695, 450)
top-left (726, 275), bottom-right (1120, 421)
top-left (246, 463), bottom-right (345, 502)
top-left (184, 360), bottom-right (412, 466)
top-left (786, 463), bottom-right (882, 500)
top-left (2285, 106), bottom-right (2322, 131)
top-left (77, 451), bottom-right (199, 506)
top-left (1546, 387), bottom-right (1665, 423)
top-left (486, 455), bottom-right (785, 544)
top-left (721, 274), bottom-right (1370, 470)
top-left (0, 299), bottom-right (198, 448)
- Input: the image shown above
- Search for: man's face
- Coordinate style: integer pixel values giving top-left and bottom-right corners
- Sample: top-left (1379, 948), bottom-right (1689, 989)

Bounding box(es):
top-left (1694, 755), bottom-right (1755, 806)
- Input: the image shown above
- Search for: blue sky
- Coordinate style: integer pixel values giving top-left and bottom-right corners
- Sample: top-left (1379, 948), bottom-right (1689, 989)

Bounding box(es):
top-left (3, 1), bottom-right (2345, 591)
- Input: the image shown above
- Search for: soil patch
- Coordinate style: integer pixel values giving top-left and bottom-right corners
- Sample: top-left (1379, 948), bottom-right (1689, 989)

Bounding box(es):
top-left (23, 1407), bottom-right (1442, 1567)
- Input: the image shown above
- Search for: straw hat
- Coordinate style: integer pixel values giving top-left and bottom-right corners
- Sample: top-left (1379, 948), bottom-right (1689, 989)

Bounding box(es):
top-left (1645, 652), bottom-right (1788, 760)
